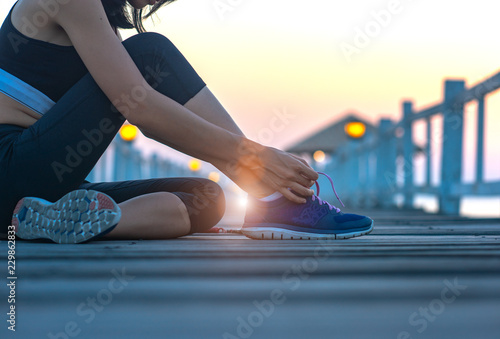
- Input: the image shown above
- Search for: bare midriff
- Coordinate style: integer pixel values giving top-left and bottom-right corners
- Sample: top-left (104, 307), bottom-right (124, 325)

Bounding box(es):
top-left (0, 93), bottom-right (40, 128)
top-left (0, 0), bottom-right (75, 129)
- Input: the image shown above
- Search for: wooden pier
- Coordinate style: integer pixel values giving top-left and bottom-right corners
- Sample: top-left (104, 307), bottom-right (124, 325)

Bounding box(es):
top-left (3, 209), bottom-right (500, 339)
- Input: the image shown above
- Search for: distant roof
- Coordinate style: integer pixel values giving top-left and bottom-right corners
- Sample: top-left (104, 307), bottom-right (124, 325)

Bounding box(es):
top-left (286, 113), bottom-right (376, 154)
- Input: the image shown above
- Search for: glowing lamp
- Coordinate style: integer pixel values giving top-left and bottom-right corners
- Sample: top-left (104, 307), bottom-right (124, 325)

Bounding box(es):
top-left (313, 150), bottom-right (326, 163)
top-left (119, 124), bottom-right (138, 142)
top-left (188, 159), bottom-right (202, 172)
top-left (344, 122), bottom-right (366, 139)
top-left (208, 172), bottom-right (220, 183)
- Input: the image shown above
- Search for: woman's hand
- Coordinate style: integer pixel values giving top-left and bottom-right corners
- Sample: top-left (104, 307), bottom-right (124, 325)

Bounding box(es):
top-left (226, 140), bottom-right (318, 204)
top-left (255, 147), bottom-right (318, 203)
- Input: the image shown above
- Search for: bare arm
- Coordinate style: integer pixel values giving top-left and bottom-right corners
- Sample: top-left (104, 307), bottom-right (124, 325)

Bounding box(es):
top-left (55, 0), bottom-right (244, 164)
top-left (54, 0), bottom-right (318, 202)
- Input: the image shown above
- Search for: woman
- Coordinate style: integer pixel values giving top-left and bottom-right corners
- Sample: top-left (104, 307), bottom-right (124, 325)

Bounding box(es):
top-left (0, 0), bottom-right (373, 243)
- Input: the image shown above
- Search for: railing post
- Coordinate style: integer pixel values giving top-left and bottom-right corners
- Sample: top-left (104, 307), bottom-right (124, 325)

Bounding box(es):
top-left (331, 151), bottom-right (346, 204)
top-left (376, 118), bottom-right (396, 208)
top-left (125, 144), bottom-right (134, 180)
top-left (113, 137), bottom-right (125, 181)
top-left (150, 154), bottom-right (159, 178)
top-left (366, 150), bottom-right (374, 206)
top-left (476, 96), bottom-right (485, 184)
top-left (361, 133), bottom-right (374, 204)
top-left (350, 142), bottom-right (361, 206)
top-left (425, 117), bottom-right (432, 187)
top-left (131, 149), bottom-right (142, 179)
top-left (403, 101), bottom-right (414, 209)
top-left (440, 80), bottom-right (465, 214)
top-left (360, 150), bottom-right (370, 207)
top-left (340, 142), bottom-right (357, 206)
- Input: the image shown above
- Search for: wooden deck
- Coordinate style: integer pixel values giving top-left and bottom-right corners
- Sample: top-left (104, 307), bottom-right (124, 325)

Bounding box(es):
top-left (2, 209), bottom-right (500, 339)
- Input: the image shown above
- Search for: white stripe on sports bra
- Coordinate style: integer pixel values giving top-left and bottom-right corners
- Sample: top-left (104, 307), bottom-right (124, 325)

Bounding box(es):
top-left (0, 67), bottom-right (55, 115)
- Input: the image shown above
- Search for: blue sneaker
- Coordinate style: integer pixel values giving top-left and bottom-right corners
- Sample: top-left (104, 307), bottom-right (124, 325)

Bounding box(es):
top-left (12, 190), bottom-right (121, 244)
top-left (242, 172), bottom-right (373, 240)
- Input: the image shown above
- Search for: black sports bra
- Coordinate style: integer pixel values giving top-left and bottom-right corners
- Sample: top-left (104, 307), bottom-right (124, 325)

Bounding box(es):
top-left (0, 1), bottom-right (88, 105)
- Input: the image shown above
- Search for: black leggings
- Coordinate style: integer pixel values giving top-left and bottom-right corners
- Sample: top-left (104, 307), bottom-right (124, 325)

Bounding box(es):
top-left (0, 33), bottom-right (225, 236)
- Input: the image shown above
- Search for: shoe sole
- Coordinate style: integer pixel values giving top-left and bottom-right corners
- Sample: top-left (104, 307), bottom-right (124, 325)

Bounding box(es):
top-left (241, 221), bottom-right (373, 240)
top-left (12, 190), bottom-right (121, 244)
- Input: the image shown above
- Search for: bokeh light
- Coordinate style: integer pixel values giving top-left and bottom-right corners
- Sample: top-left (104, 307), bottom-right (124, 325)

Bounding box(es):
top-left (188, 159), bottom-right (202, 172)
top-left (344, 122), bottom-right (366, 139)
top-left (208, 171), bottom-right (220, 182)
top-left (119, 124), bottom-right (139, 142)
top-left (313, 150), bottom-right (326, 163)
top-left (239, 196), bottom-right (248, 208)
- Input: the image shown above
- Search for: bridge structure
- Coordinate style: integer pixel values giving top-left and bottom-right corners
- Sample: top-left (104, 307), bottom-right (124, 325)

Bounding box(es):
top-left (289, 70), bottom-right (500, 216)
top-left (86, 136), bottom-right (197, 184)
top-left (9, 71), bottom-right (500, 339)
top-left (86, 70), bottom-right (500, 218)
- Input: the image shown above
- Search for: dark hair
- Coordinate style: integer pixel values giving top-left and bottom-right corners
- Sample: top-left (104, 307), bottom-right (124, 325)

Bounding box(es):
top-left (101, 0), bottom-right (177, 33)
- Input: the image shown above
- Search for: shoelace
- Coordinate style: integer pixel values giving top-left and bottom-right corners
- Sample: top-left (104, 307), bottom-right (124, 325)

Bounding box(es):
top-left (311, 172), bottom-right (345, 213)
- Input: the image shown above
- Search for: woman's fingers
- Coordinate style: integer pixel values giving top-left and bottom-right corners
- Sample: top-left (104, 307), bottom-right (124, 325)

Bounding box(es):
top-left (291, 154), bottom-right (313, 168)
top-left (293, 168), bottom-right (317, 188)
top-left (286, 154), bottom-right (318, 182)
top-left (287, 181), bottom-right (314, 198)
top-left (273, 150), bottom-right (318, 182)
top-left (266, 171), bottom-right (314, 203)
top-left (245, 146), bottom-right (319, 203)
top-left (299, 163), bottom-right (319, 181)
top-left (279, 159), bottom-right (317, 188)
top-left (278, 186), bottom-right (307, 204)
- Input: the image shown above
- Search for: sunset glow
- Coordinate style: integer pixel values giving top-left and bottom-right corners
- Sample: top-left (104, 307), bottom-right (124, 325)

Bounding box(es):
top-left (1, 0), bottom-right (498, 182)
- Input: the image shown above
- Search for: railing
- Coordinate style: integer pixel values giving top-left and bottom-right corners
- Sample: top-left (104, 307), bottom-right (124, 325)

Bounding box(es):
top-left (86, 71), bottom-right (500, 215)
top-left (323, 70), bottom-right (500, 215)
top-left (86, 137), bottom-right (194, 183)
top-left (85, 135), bottom-right (242, 219)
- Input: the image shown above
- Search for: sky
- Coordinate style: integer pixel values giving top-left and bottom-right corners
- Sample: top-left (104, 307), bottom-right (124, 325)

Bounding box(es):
top-left (1, 0), bottom-right (499, 210)
top-left (93, 1), bottom-right (500, 180)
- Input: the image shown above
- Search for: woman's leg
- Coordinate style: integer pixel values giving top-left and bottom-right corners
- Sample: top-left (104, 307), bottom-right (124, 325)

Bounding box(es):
top-left (0, 32), bottom-right (217, 234)
top-left (108, 192), bottom-right (191, 239)
top-left (0, 77), bottom-right (126, 235)
top-left (79, 177), bottom-right (225, 239)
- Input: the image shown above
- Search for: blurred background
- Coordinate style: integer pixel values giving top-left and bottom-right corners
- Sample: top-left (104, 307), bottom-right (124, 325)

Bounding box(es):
top-left (1, 0), bottom-right (499, 220)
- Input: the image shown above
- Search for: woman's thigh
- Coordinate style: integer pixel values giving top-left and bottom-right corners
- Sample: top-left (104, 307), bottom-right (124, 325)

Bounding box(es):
top-left (79, 177), bottom-right (226, 233)
top-left (9, 74), bottom-right (126, 199)
top-left (0, 74), bottom-right (126, 235)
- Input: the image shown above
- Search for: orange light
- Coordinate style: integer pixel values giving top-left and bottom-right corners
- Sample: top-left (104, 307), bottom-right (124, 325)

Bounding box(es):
top-left (119, 124), bottom-right (139, 142)
top-left (313, 150), bottom-right (326, 163)
top-left (188, 159), bottom-right (202, 172)
top-left (239, 195), bottom-right (248, 208)
top-left (208, 172), bottom-right (220, 183)
top-left (344, 122), bottom-right (366, 139)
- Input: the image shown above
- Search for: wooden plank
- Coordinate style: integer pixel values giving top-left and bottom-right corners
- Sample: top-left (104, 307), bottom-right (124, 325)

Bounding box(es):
top-left (14, 300), bottom-right (500, 339)
top-left (11, 276), bottom-right (500, 339)
top-left (3, 210), bottom-right (500, 339)
top-left (8, 237), bottom-right (500, 261)
top-left (16, 276), bottom-right (500, 302)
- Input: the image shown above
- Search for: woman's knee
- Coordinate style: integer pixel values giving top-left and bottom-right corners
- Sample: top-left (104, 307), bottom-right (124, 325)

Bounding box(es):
top-left (122, 32), bottom-right (175, 54)
top-left (183, 179), bottom-right (226, 233)
top-left (122, 33), bottom-right (174, 82)
top-left (121, 32), bottom-right (205, 105)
